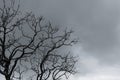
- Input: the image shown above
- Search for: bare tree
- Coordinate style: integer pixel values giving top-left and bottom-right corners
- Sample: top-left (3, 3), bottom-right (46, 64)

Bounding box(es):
top-left (0, 0), bottom-right (77, 80)
top-left (29, 52), bottom-right (77, 80)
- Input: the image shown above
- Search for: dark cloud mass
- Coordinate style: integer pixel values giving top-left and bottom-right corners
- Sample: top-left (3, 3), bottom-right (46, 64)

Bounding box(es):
top-left (21, 0), bottom-right (120, 51)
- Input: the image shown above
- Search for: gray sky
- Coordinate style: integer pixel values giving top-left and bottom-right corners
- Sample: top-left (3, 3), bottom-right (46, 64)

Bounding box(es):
top-left (1, 0), bottom-right (120, 80)
top-left (20, 0), bottom-right (120, 80)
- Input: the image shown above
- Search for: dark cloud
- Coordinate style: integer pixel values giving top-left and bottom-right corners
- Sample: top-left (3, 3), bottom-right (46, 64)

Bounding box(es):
top-left (21, 0), bottom-right (120, 52)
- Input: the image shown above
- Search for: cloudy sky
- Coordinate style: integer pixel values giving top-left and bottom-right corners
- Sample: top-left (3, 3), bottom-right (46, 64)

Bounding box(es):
top-left (1, 0), bottom-right (120, 80)
top-left (19, 0), bottom-right (120, 80)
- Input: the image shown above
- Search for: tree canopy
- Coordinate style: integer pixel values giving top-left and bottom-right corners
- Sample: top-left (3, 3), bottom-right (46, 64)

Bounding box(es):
top-left (0, 0), bottom-right (78, 80)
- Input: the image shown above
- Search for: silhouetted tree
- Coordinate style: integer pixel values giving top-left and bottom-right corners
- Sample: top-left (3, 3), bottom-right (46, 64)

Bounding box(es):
top-left (0, 0), bottom-right (77, 80)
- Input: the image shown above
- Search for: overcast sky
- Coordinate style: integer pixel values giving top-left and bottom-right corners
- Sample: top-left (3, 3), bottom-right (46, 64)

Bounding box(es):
top-left (1, 0), bottom-right (120, 80)
top-left (20, 0), bottom-right (120, 80)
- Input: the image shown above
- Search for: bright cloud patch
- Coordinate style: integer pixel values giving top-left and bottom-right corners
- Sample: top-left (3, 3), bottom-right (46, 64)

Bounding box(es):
top-left (70, 45), bottom-right (120, 80)
top-left (69, 61), bottom-right (120, 80)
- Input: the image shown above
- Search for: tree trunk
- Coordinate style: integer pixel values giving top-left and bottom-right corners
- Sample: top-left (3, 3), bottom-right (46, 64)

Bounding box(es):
top-left (5, 75), bottom-right (10, 80)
